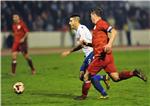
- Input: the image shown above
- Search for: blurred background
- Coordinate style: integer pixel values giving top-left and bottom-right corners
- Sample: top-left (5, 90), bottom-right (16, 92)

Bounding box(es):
top-left (1, 1), bottom-right (150, 50)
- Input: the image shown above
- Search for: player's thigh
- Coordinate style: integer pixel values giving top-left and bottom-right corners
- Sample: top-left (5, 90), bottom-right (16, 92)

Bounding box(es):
top-left (86, 52), bottom-right (94, 64)
top-left (82, 52), bottom-right (94, 69)
top-left (87, 57), bottom-right (103, 75)
top-left (80, 52), bottom-right (94, 73)
top-left (12, 42), bottom-right (19, 52)
top-left (104, 62), bottom-right (119, 81)
top-left (20, 42), bottom-right (28, 56)
top-left (104, 62), bottom-right (117, 73)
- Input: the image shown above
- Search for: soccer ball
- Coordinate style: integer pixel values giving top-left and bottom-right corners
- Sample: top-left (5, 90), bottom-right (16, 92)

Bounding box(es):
top-left (13, 82), bottom-right (24, 94)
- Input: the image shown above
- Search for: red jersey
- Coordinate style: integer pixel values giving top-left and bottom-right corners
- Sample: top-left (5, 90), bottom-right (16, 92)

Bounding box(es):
top-left (92, 19), bottom-right (112, 56)
top-left (12, 20), bottom-right (29, 43)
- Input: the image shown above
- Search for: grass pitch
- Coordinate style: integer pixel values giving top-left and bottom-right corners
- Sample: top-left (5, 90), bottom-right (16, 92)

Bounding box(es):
top-left (1, 50), bottom-right (150, 106)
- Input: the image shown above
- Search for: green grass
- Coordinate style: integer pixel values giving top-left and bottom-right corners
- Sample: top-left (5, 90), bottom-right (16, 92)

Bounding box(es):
top-left (1, 50), bottom-right (150, 106)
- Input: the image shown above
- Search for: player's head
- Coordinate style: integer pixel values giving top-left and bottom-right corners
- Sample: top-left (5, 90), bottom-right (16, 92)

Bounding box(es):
top-left (69, 14), bottom-right (80, 30)
top-left (12, 14), bottom-right (20, 23)
top-left (90, 7), bottom-right (103, 24)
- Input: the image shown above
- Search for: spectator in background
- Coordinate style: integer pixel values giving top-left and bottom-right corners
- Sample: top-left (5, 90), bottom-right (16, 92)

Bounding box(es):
top-left (114, 9), bottom-right (126, 46)
top-left (107, 13), bottom-right (116, 28)
top-left (1, 1), bottom-right (150, 32)
top-left (60, 24), bottom-right (68, 47)
top-left (33, 16), bottom-right (44, 31)
top-left (27, 13), bottom-right (33, 31)
top-left (123, 18), bottom-right (133, 46)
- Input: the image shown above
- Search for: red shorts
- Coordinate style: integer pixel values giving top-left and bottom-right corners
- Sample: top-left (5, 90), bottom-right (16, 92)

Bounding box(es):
top-left (12, 41), bottom-right (28, 54)
top-left (87, 53), bottom-right (117, 75)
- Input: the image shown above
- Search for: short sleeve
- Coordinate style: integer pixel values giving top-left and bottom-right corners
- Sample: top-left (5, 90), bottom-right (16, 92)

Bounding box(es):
top-left (98, 20), bottom-right (112, 32)
top-left (21, 21), bottom-right (29, 33)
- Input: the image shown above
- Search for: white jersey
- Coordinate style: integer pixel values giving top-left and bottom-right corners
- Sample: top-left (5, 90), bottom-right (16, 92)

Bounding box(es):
top-left (75, 24), bottom-right (93, 57)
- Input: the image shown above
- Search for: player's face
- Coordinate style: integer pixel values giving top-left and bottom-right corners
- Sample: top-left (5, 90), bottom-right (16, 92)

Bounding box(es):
top-left (69, 18), bottom-right (76, 29)
top-left (13, 15), bottom-right (20, 23)
top-left (90, 13), bottom-right (96, 24)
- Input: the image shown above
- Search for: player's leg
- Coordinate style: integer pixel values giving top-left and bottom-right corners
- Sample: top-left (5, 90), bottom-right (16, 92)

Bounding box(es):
top-left (11, 42), bottom-right (20, 75)
top-left (86, 52), bottom-right (110, 89)
top-left (76, 52), bottom-right (94, 100)
top-left (84, 58), bottom-right (108, 99)
top-left (80, 52), bottom-right (110, 94)
top-left (76, 53), bottom-right (109, 100)
top-left (23, 53), bottom-right (36, 75)
top-left (11, 51), bottom-right (18, 75)
top-left (75, 70), bottom-right (91, 100)
top-left (80, 81), bottom-right (91, 100)
top-left (105, 60), bottom-right (147, 82)
top-left (84, 70), bottom-right (108, 99)
top-left (75, 61), bottom-right (91, 100)
top-left (90, 74), bottom-right (108, 99)
top-left (87, 52), bottom-right (107, 81)
top-left (108, 70), bottom-right (147, 82)
top-left (20, 42), bottom-right (36, 75)
top-left (80, 77), bottom-right (109, 99)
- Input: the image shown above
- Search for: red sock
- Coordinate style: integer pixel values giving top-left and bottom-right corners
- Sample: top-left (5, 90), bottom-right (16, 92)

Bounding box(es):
top-left (12, 60), bottom-right (17, 74)
top-left (119, 71), bottom-right (134, 80)
top-left (82, 81), bottom-right (91, 97)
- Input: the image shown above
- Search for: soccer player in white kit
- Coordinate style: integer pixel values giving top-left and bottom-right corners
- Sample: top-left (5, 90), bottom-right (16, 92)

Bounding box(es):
top-left (62, 15), bottom-right (109, 100)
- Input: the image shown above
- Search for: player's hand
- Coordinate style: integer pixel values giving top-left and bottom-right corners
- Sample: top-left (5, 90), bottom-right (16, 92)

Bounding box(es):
top-left (79, 71), bottom-right (84, 81)
top-left (61, 51), bottom-right (71, 57)
top-left (104, 43), bottom-right (112, 54)
top-left (20, 38), bottom-right (25, 43)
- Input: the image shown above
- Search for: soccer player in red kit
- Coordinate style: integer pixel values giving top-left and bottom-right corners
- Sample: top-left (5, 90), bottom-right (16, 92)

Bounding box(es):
top-left (82, 7), bottom-right (147, 98)
top-left (11, 14), bottom-right (36, 75)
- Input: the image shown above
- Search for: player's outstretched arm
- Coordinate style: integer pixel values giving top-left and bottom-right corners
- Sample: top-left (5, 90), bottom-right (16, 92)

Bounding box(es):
top-left (61, 44), bottom-right (83, 56)
top-left (80, 40), bottom-right (92, 47)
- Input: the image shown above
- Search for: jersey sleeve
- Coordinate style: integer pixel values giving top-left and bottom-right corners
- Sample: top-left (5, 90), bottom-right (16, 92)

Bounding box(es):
top-left (21, 21), bottom-right (29, 33)
top-left (98, 20), bottom-right (112, 32)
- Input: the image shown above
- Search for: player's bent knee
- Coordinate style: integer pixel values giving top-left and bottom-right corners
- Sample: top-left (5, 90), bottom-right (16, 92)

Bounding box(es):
top-left (110, 73), bottom-right (120, 82)
top-left (24, 54), bottom-right (28, 58)
top-left (84, 73), bottom-right (91, 81)
top-left (23, 54), bottom-right (29, 60)
top-left (12, 52), bottom-right (17, 60)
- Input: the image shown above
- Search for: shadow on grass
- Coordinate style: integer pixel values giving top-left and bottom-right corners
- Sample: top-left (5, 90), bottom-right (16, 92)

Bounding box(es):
top-left (1, 73), bottom-right (14, 79)
top-left (30, 92), bottom-right (76, 99)
top-left (2, 93), bottom-right (75, 105)
top-left (30, 92), bottom-right (97, 101)
top-left (2, 101), bottom-right (64, 106)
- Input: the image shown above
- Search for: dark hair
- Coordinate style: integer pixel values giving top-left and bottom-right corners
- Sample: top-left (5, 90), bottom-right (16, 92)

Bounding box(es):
top-left (90, 7), bottom-right (103, 16)
top-left (12, 11), bottom-right (20, 16)
top-left (69, 14), bottom-right (80, 18)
